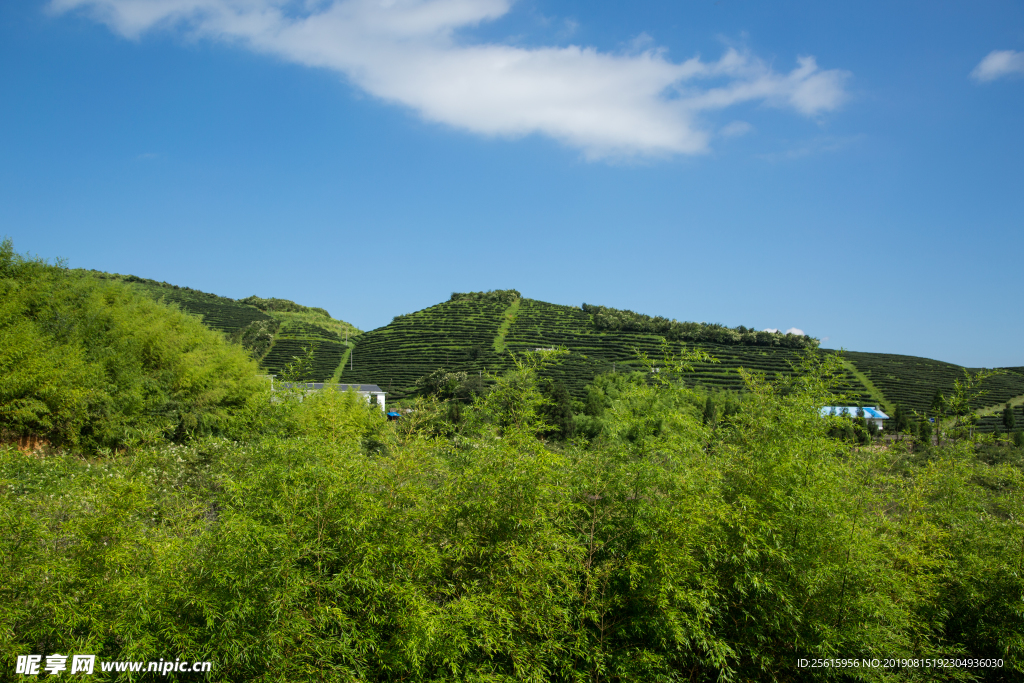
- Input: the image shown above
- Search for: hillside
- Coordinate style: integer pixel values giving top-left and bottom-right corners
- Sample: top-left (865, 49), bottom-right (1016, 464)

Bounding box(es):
top-left (81, 271), bottom-right (360, 381)
top-left (339, 291), bottom-right (880, 404)
top-left (69, 274), bottom-right (1024, 426)
top-left (2, 245), bottom-right (265, 450)
top-left (339, 291), bottom-right (1024, 425)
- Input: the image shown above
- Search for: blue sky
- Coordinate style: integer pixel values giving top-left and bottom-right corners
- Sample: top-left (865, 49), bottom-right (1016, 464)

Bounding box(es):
top-left (2, 0), bottom-right (1022, 368)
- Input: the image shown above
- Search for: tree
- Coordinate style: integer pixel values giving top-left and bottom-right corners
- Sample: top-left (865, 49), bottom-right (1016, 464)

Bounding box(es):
top-left (701, 395), bottom-right (718, 428)
top-left (1003, 403), bottom-right (1016, 431)
top-left (918, 418), bottom-right (933, 445)
top-left (539, 379), bottom-right (574, 440)
top-left (893, 404), bottom-right (910, 436)
top-left (944, 368), bottom-right (1003, 442)
top-left (282, 343), bottom-right (318, 383)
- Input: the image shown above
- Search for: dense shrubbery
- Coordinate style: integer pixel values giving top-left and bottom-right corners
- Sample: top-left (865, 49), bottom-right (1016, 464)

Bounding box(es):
top-left (0, 240), bottom-right (266, 450)
top-left (3, 338), bottom-right (1022, 681)
top-left (582, 303), bottom-right (819, 348)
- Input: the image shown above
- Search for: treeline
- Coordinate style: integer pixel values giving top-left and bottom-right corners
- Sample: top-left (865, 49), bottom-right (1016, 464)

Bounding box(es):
top-left (238, 295), bottom-right (332, 319)
top-left (0, 240), bottom-right (266, 450)
top-left (449, 289), bottom-right (521, 305)
top-left (84, 270), bottom-right (235, 301)
top-left (582, 303), bottom-right (819, 348)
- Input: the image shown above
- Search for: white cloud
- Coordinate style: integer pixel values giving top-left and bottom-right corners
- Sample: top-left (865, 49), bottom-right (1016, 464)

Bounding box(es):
top-left (785, 327), bottom-right (804, 336)
top-left (762, 327), bottom-right (779, 333)
top-left (50, 0), bottom-right (851, 159)
top-left (971, 49), bottom-right (1024, 82)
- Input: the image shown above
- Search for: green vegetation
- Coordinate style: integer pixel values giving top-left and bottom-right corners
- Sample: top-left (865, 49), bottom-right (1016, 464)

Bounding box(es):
top-left (85, 271), bottom-right (277, 335)
top-left (582, 302), bottom-right (819, 348)
top-left (1, 240), bottom-right (266, 450)
top-left (4, 250), bottom-right (1022, 680)
top-left (341, 294), bottom-right (1021, 434)
top-left (238, 295), bottom-right (332, 318)
top-left (450, 288), bottom-right (521, 305)
top-left (342, 295), bottom-right (882, 404)
top-left (342, 293), bottom-right (512, 398)
top-left (83, 270), bottom-right (360, 381)
top-left (846, 351), bottom-right (1024, 430)
top-left (3, 336), bottom-right (1022, 681)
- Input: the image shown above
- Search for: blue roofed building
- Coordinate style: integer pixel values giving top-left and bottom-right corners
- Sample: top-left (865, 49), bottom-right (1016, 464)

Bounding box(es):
top-left (820, 406), bottom-right (890, 430)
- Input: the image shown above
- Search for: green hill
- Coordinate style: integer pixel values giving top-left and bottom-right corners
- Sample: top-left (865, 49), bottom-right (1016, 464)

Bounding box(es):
top-left (339, 291), bottom-right (878, 404)
top-left (79, 271), bottom-right (360, 381)
top-left (339, 291), bottom-right (1024, 424)
top-left (2, 244), bottom-right (266, 450)
top-left (846, 351), bottom-right (1024, 424)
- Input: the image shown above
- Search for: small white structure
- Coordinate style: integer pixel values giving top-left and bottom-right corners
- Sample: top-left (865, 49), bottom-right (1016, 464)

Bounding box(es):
top-left (277, 382), bottom-right (386, 411)
top-left (820, 406), bottom-right (889, 430)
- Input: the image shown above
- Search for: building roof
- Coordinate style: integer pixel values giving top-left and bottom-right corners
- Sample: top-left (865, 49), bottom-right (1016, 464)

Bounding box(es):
top-left (279, 383), bottom-right (384, 393)
top-left (820, 406), bottom-right (890, 420)
top-left (332, 384), bottom-right (384, 393)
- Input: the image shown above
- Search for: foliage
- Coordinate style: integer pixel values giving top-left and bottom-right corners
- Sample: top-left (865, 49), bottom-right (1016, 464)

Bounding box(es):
top-left (238, 295), bottom-right (332, 319)
top-left (83, 270), bottom-right (360, 381)
top-left (0, 239), bottom-right (266, 451)
top-left (581, 303), bottom-right (820, 348)
top-left (344, 295), bottom-right (880, 405)
top-left (281, 344), bottom-right (319, 383)
top-left (2, 340), bottom-right (1024, 682)
top-left (848, 352), bottom-right (1024, 425)
top-left (940, 368), bottom-right (1004, 442)
top-left (228, 319), bottom-right (281, 360)
top-left (5, 249), bottom-right (1024, 681)
top-left (449, 289), bottom-right (521, 305)
top-left (415, 368), bottom-right (485, 403)
top-left (1002, 403), bottom-right (1016, 431)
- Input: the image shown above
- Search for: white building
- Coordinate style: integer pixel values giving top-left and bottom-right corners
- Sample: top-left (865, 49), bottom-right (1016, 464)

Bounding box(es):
top-left (274, 381), bottom-right (386, 411)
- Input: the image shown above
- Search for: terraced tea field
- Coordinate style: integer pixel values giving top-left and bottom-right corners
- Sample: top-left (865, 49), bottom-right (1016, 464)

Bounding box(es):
top-left (845, 352), bottom-right (1024, 416)
top-left (82, 270), bottom-right (360, 381)
top-left (259, 321), bottom-right (348, 380)
top-left (341, 296), bottom-right (884, 404)
top-left (340, 297), bottom-right (511, 397)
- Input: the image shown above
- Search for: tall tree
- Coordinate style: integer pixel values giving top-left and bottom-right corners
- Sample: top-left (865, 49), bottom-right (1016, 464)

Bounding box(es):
top-left (1003, 403), bottom-right (1017, 431)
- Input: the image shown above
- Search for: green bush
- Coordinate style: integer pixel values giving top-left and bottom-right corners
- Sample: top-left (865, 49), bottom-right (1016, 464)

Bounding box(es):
top-left (0, 239), bottom-right (266, 450)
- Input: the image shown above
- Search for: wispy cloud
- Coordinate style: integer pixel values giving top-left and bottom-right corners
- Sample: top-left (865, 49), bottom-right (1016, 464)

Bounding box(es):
top-left (971, 49), bottom-right (1024, 82)
top-left (50, 0), bottom-right (851, 159)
